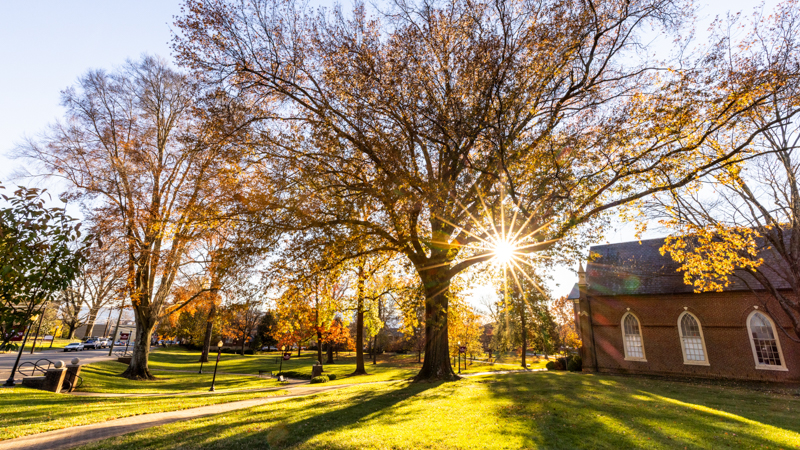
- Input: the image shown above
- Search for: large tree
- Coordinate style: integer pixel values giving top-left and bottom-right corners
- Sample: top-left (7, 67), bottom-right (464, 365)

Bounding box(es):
top-left (176, 0), bottom-right (799, 380)
top-left (20, 56), bottom-right (251, 379)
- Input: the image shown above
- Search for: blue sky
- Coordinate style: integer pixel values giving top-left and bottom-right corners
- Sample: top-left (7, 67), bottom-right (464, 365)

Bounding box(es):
top-left (0, 0), bottom-right (780, 304)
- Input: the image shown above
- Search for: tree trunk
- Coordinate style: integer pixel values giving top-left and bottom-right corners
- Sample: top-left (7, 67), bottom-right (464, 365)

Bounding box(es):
top-left (83, 307), bottom-right (100, 338)
top-left (414, 265), bottom-right (457, 381)
top-left (373, 297), bottom-right (382, 365)
top-left (316, 331), bottom-right (323, 366)
top-left (325, 342), bottom-right (334, 364)
top-left (200, 268), bottom-right (222, 362)
top-left (122, 310), bottom-right (157, 380)
top-left (353, 268), bottom-right (367, 375)
top-left (200, 304), bottom-right (217, 363)
top-left (297, 342), bottom-right (301, 356)
top-left (372, 335), bottom-right (378, 365)
top-left (66, 323), bottom-right (77, 339)
top-left (241, 333), bottom-right (246, 355)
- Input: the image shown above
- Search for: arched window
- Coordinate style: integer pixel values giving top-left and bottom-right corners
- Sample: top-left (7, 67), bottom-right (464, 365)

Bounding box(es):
top-left (678, 312), bottom-right (709, 365)
top-left (621, 312), bottom-right (646, 361)
top-left (746, 311), bottom-right (787, 371)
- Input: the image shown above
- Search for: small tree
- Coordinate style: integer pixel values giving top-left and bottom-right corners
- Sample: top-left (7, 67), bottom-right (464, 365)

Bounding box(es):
top-left (447, 299), bottom-right (484, 367)
top-left (0, 185), bottom-right (89, 351)
top-left (551, 296), bottom-right (581, 352)
top-left (252, 310), bottom-right (278, 351)
top-left (225, 300), bottom-right (263, 355)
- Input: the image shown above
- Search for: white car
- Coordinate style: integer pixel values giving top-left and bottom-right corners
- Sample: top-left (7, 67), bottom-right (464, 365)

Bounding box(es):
top-left (63, 342), bottom-right (84, 352)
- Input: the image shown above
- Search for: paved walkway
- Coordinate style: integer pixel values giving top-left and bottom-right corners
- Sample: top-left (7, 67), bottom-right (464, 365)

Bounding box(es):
top-left (67, 379), bottom-right (307, 398)
top-left (0, 383), bottom-right (353, 450)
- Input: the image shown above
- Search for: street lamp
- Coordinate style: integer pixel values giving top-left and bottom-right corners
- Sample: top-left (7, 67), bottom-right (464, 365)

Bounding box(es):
top-left (4, 314), bottom-right (39, 387)
top-left (209, 340), bottom-right (224, 392)
top-left (278, 345), bottom-right (286, 376)
top-left (29, 309), bottom-right (47, 354)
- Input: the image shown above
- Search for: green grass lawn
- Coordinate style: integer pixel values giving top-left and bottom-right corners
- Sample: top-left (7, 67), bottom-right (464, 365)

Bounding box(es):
top-left (488, 351), bottom-right (557, 365)
top-left (147, 347), bottom-right (543, 386)
top-left (0, 386), bottom-right (288, 441)
top-left (76, 361), bottom-right (282, 393)
top-left (77, 371), bottom-right (800, 450)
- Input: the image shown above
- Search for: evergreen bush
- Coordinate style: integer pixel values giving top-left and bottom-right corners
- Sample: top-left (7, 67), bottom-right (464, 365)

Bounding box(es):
top-left (275, 370), bottom-right (312, 380)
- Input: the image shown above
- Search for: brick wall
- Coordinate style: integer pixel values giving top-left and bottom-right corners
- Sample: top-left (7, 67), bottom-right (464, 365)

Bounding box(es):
top-left (582, 290), bottom-right (800, 382)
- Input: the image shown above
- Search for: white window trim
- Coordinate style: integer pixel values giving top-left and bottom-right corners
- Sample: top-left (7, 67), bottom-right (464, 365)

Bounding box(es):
top-left (621, 312), bottom-right (647, 362)
top-left (746, 310), bottom-right (788, 372)
top-left (677, 311), bottom-right (710, 366)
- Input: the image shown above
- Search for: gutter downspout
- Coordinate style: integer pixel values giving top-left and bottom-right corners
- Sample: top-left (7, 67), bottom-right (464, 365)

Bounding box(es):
top-left (578, 263), bottom-right (598, 372)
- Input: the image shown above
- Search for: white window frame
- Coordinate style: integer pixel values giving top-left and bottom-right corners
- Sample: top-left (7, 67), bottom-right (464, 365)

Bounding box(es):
top-left (621, 312), bottom-right (647, 362)
top-left (746, 310), bottom-right (788, 371)
top-left (677, 311), bottom-right (710, 366)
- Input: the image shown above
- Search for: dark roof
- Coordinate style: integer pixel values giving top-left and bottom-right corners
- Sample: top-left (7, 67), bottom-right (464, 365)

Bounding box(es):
top-left (567, 283), bottom-right (580, 300)
top-left (585, 236), bottom-right (790, 296)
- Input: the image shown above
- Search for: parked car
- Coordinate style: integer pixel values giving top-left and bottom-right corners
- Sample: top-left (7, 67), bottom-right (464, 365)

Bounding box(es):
top-left (63, 342), bottom-right (84, 352)
top-left (83, 338), bottom-right (102, 349)
top-left (99, 338), bottom-right (110, 348)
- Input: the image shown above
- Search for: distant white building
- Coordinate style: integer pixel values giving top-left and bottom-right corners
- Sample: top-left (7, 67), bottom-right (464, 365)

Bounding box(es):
top-left (75, 319), bottom-right (135, 340)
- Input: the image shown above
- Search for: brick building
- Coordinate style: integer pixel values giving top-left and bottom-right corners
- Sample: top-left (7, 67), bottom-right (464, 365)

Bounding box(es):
top-left (571, 237), bottom-right (799, 382)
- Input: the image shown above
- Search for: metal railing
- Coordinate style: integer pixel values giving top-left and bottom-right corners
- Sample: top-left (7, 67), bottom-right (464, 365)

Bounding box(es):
top-left (17, 358), bottom-right (83, 390)
top-left (17, 358), bottom-right (55, 377)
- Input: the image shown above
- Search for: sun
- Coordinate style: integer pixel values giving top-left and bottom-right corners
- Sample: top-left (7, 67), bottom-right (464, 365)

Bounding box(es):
top-left (492, 239), bottom-right (517, 265)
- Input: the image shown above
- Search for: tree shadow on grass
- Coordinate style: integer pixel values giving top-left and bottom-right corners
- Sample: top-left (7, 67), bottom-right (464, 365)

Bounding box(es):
top-left (483, 371), bottom-right (800, 449)
top-left (78, 381), bottom-right (441, 450)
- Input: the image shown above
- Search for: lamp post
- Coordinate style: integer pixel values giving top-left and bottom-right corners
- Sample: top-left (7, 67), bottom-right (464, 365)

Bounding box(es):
top-left (209, 340), bottom-right (224, 392)
top-left (29, 306), bottom-right (48, 354)
top-left (278, 345), bottom-right (286, 375)
top-left (4, 315), bottom-right (39, 387)
top-left (107, 296), bottom-right (126, 357)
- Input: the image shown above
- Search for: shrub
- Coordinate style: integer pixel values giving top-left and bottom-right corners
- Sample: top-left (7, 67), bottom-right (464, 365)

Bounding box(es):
top-left (327, 373), bottom-right (337, 381)
top-left (274, 370), bottom-right (312, 380)
top-left (553, 360), bottom-right (565, 370)
top-left (244, 349), bottom-right (254, 355)
top-left (566, 359), bottom-right (579, 372)
top-left (310, 375), bottom-right (329, 384)
top-left (545, 361), bottom-right (555, 370)
top-left (566, 355), bottom-right (582, 372)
